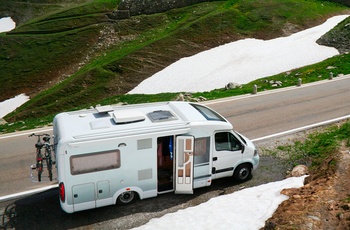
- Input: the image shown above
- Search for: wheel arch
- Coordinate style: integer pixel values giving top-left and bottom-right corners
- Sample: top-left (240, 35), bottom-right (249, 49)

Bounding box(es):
top-left (233, 162), bottom-right (253, 182)
top-left (113, 187), bottom-right (142, 204)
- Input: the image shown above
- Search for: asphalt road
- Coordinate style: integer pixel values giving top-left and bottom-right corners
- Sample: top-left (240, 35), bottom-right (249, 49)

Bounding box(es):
top-left (0, 75), bottom-right (350, 229)
top-left (1, 76), bottom-right (350, 198)
top-left (204, 75), bottom-right (350, 139)
top-left (0, 127), bottom-right (56, 198)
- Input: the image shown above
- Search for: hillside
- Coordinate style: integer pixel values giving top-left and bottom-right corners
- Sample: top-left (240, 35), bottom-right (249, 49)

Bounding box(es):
top-left (0, 0), bottom-right (349, 126)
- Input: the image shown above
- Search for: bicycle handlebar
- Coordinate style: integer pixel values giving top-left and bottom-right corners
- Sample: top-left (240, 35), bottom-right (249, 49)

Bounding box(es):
top-left (28, 133), bottom-right (50, 138)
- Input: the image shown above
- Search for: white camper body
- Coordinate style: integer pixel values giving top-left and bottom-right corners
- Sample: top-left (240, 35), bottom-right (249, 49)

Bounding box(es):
top-left (53, 101), bottom-right (259, 213)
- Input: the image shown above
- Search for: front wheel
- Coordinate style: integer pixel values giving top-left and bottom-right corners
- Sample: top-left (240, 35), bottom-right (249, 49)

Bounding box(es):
top-left (46, 158), bottom-right (53, 181)
top-left (233, 164), bottom-right (251, 182)
top-left (48, 169), bottom-right (53, 181)
top-left (116, 191), bottom-right (136, 205)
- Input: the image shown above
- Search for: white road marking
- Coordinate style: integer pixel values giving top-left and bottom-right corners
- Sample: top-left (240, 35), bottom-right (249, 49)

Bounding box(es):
top-left (0, 128), bottom-right (53, 140)
top-left (251, 114), bottom-right (350, 142)
top-left (0, 185), bottom-right (58, 202)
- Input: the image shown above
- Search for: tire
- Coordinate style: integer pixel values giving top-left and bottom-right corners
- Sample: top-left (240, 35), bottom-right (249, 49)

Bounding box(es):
top-left (38, 170), bottom-right (42, 182)
top-left (233, 164), bottom-right (251, 182)
top-left (116, 191), bottom-right (136, 205)
top-left (46, 158), bottom-right (53, 181)
top-left (49, 170), bottom-right (53, 181)
top-left (37, 161), bottom-right (43, 182)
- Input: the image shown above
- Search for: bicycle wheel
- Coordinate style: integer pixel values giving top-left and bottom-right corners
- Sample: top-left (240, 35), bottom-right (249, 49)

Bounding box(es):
top-left (49, 170), bottom-right (53, 181)
top-left (46, 158), bottom-right (53, 181)
top-left (37, 160), bottom-right (43, 182)
top-left (38, 167), bottom-right (42, 182)
top-left (45, 148), bottom-right (53, 181)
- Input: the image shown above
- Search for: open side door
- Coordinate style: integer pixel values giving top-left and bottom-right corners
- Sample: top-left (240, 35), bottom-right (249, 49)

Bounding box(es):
top-left (175, 136), bottom-right (194, 194)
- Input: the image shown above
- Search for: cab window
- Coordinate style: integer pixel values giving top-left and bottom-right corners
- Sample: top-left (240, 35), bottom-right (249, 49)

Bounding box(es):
top-left (215, 132), bottom-right (242, 151)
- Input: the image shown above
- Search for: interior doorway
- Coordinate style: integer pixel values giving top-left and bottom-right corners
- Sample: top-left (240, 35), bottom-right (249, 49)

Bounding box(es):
top-left (157, 136), bottom-right (174, 193)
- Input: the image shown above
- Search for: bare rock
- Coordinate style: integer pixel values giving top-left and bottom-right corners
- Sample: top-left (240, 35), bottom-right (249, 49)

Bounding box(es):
top-left (0, 118), bottom-right (7, 125)
top-left (225, 82), bottom-right (241, 90)
top-left (291, 165), bottom-right (309, 177)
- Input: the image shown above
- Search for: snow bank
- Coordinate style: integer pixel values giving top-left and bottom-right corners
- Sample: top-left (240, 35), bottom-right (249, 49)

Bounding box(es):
top-left (135, 176), bottom-right (307, 230)
top-left (0, 94), bottom-right (29, 118)
top-left (128, 15), bottom-right (349, 94)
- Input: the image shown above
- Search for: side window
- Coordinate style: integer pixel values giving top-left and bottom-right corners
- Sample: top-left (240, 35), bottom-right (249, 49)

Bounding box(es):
top-left (229, 133), bottom-right (243, 151)
top-left (215, 132), bottom-right (242, 151)
top-left (194, 137), bottom-right (210, 164)
top-left (70, 150), bottom-right (121, 175)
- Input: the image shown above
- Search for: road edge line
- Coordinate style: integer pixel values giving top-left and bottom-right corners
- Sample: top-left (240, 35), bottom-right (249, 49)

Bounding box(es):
top-left (0, 184), bottom-right (58, 202)
top-left (252, 114), bottom-right (350, 142)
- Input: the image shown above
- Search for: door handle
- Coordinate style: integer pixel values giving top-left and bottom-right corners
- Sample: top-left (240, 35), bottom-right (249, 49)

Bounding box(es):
top-left (213, 157), bottom-right (217, 161)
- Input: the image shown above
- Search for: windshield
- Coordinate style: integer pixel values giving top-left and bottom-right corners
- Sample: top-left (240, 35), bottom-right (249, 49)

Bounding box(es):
top-left (190, 103), bottom-right (226, 122)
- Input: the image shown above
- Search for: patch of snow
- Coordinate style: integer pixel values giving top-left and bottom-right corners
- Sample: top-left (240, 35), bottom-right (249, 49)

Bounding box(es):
top-left (134, 176), bottom-right (307, 230)
top-left (0, 94), bottom-right (29, 118)
top-left (0, 17), bottom-right (16, 33)
top-left (128, 15), bottom-right (349, 94)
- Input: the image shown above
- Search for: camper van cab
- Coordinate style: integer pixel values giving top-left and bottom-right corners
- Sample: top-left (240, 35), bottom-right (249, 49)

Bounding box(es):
top-left (53, 101), bottom-right (259, 213)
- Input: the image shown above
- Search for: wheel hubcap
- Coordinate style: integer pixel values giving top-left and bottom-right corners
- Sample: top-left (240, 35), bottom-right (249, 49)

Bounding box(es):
top-left (120, 191), bottom-right (134, 203)
top-left (239, 168), bottom-right (248, 179)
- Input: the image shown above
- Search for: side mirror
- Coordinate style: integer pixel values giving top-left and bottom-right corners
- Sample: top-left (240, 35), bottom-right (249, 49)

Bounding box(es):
top-left (241, 145), bottom-right (245, 153)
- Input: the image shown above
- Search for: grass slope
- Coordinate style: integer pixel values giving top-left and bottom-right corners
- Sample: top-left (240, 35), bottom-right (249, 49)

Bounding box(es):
top-left (0, 0), bottom-right (349, 133)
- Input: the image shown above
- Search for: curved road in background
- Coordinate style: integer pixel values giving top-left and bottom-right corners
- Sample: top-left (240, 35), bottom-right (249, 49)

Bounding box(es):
top-left (204, 75), bottom-right (350, 139)
top-left (0, 75), bottom-right (350, 198)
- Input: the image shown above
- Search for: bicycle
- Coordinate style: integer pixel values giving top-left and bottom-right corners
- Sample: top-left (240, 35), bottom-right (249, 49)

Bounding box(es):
top-left (29, 133), bottom-right (54, 182)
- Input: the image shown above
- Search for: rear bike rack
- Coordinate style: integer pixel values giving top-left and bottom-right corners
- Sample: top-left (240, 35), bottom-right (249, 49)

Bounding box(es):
top-left (30, 163), bottom-right (56, 183)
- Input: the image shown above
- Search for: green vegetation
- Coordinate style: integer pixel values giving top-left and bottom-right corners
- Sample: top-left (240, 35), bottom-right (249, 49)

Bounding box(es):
top-left (272, 121), bottom-right (350, 169)
top-left (0, 0), bottom-right (349, 133)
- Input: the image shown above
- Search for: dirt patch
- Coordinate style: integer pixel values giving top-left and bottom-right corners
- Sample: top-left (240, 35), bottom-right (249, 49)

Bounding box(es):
top-left (264, 143), bottom-right (350, 230)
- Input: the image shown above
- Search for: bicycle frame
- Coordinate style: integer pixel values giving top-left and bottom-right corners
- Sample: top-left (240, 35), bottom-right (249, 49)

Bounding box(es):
top-left (43, 136), bottom-right (53, 181)
top-left (29, 133), bottom-right (54, 182)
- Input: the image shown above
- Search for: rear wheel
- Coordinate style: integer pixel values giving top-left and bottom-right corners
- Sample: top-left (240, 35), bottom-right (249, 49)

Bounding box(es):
top-left (116, 191), bottom-right (136, 205)
top-left (233, 164), bottom-right (251, 182)
top-left (38, 168), bottom-right (42, 182)
top-left (37, 160), bottom-right (43, 182)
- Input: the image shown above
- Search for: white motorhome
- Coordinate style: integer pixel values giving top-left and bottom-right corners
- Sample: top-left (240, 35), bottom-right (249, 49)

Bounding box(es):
top-left (53, 101), bottom-right (259, 213)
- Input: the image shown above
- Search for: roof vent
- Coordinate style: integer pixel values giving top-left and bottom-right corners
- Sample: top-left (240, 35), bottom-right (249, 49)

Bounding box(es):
top-left (148, 110), bottom-right (177, 122)
top-left (96, 105), bottom-right (114, 113)
top-left (112, 110), bottom-right (145, 124)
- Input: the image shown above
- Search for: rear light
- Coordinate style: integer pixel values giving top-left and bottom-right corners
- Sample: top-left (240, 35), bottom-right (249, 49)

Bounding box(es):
top-left (59, 182), bottom-right (65, 203)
